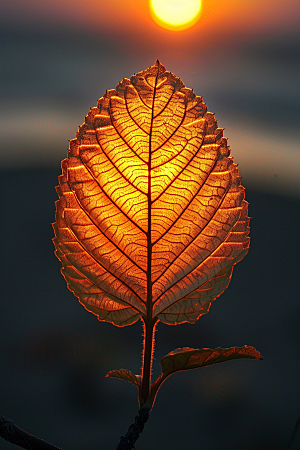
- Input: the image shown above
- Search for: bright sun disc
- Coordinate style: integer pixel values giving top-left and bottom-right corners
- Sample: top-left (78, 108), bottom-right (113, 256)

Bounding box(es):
top-left (150, 0), bottom-right (202, 31)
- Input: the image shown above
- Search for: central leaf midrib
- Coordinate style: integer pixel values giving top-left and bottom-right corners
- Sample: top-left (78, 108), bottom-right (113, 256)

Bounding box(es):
top-left (147, 67), bottom-right (160, 321)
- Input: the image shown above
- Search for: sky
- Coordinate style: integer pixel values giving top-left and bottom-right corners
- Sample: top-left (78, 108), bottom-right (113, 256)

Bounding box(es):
top-left (1, 0), bottom-right (299, 197)
top-left (1, 0), bottom-right (300, 34)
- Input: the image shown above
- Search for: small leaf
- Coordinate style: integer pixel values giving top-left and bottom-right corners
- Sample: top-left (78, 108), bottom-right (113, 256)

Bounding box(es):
top-left (161, 346), bottom-right (262, 376)
top-left (150, 346), bottom-right (262, 405)
top-left (106, 369), bottom-right (141, 389)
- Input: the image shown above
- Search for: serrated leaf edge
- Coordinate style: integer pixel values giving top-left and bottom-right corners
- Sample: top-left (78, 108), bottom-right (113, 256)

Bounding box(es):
top-left (106, 368), bottom-right (141, 389)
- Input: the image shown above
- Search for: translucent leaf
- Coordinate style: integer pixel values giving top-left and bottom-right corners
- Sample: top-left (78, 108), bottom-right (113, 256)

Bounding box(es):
top-left (106, 369), bottom-right (141, 388)
top-left (161, 346), bottom-right (263, 375)
top-left (150, 346), bottom-right (262, 403)
top-left (53, 60), bottom-right (250, 327)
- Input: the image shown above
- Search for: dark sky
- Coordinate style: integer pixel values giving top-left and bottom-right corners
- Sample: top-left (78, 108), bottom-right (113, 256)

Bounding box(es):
top-left (0, 1), bottom-right (300, 449)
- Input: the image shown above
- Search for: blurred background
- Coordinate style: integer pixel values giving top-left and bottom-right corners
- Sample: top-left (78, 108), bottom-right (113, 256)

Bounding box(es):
top-left (0, 0), bottom-right (299, 449)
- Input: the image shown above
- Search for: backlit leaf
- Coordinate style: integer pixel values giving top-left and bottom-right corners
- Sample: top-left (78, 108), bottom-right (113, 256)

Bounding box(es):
top-left (106, 369), bottom-right (141, 388)
top-left (150, 346), bottom-right (262, 403)
top-left (53, 60), bottom-right (250, 327)
top-left (161, 345), bottom-right (263, 375)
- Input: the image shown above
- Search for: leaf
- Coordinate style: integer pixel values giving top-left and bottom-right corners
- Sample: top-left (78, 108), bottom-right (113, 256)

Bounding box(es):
top-left (53, 60), bottom-right (250, 327)
top-left (106, 369), bottom-right (141, 388)
top-left (161, 345), bottom-right (263, 375)
top-left (150, 346), bottom-right (262, 403)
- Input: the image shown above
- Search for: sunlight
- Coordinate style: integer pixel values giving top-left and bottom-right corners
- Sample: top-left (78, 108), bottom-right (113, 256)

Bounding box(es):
top-left (150, 0), bottom-right (202, 31)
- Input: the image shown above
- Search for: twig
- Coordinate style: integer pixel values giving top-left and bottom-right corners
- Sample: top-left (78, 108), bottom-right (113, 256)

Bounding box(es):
top-left (1, 409), bottom-right (150, 450)
top-left (0, 414), bottom-right (63, 450)
top-left (115, 408), bottom-right (150, 450)
top-left (287, 417), bottom-right (300, 450)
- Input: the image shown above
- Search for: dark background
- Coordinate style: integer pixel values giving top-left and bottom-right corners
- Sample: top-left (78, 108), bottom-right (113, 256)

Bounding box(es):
top-left (0, 1), bottom-right (300, 449)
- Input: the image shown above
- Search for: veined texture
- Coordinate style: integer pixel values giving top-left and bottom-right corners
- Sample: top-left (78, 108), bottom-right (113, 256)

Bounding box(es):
top-left (53, 61), bottom-right (250, 326)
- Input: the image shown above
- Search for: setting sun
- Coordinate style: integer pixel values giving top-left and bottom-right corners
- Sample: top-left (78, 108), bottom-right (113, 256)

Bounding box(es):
top-left (150, 0), bottom-right (202, 31)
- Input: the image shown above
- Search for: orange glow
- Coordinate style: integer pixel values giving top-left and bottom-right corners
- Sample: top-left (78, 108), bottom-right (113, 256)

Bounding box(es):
top-left (53, 61), bottom-right (250, 328)
top-left (150, 0), bottom-right (202, 31)
top-left (9, 0), bottom-right (299, 41)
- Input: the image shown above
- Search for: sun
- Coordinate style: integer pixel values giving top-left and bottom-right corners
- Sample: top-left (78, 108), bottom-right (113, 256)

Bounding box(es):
top-left (150, 0), bottom-right (202, 31)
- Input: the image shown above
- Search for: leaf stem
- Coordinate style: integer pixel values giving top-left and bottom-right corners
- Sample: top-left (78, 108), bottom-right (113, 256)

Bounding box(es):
top-left (140, 318), bottom-right (157, 407)
top-left (139, 62), bottom-right (160, 409)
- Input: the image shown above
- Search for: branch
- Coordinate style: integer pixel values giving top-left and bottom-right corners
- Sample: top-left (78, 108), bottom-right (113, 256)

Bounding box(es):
top-left (0, 415), bottom-right (63, 450)
top-left (1, 409), bottom-right (150, 450)
top-left (115, 408), bottom-right (150, 450)
top-left (287, 417), bottom-right (300, 450)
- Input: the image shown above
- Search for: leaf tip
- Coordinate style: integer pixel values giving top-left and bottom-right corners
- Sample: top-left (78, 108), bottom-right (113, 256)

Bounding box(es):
top-left (242, 345), bottom-right (263, 360)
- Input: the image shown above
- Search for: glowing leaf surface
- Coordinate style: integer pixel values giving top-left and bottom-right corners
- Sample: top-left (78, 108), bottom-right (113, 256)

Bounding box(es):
top-left (53, 61), bottom-right (250, 327)
top-left (106, 369), bottom-right (141, 388)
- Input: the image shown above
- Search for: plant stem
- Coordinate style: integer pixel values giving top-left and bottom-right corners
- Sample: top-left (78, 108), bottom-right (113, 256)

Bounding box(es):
top-left (138, 60), bottom-right (160, 409)
top-left (114, 408), bottom-right (150, 450)
top-left (140, 318), bottom-right (156, 407)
